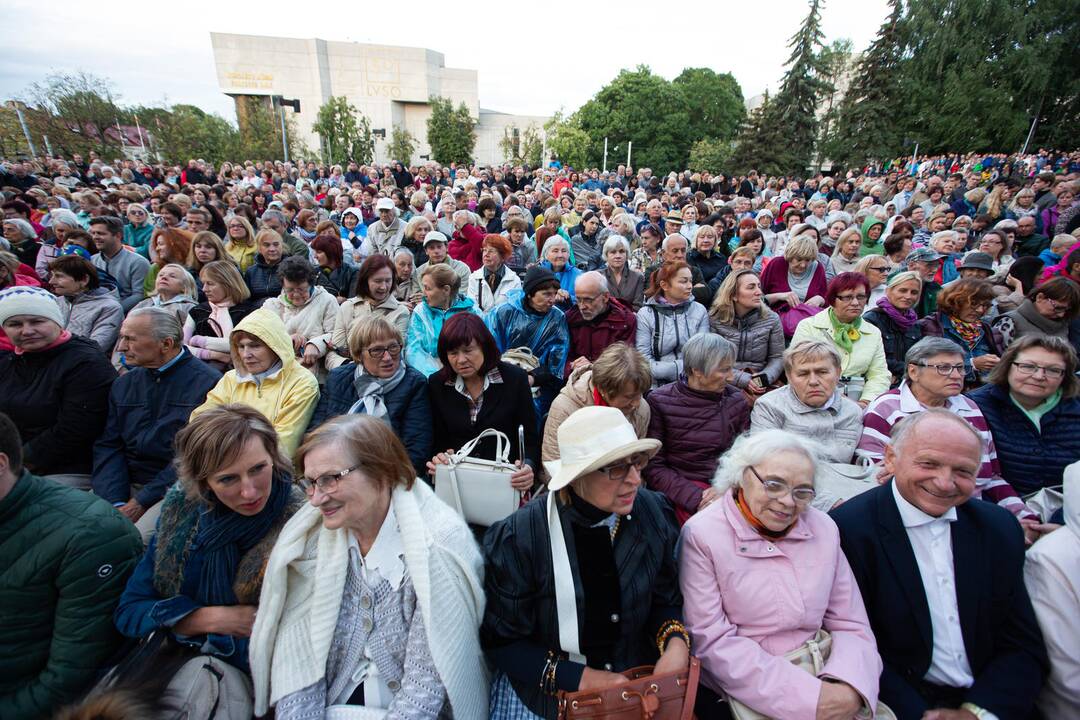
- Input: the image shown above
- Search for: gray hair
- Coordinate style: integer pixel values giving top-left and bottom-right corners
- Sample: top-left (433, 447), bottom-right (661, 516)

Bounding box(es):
top-left (3, 218), bottom-right (36, 240)
top-left (126, 306), bottom-right (184, 344)
top-left (575, 270), bottom-right (609, 294)
top-left (889, 408), bottom-right (981, 457)
top-left (905, 337), bottom-right (964, 367)
top-left (661, 234), bottom-right (687, 251)
top-left (602, 235), bottom-right (630, 258)
top-left (262, 209), bottom-right (287, 225)
top-left (783, 339), bottom-right (842, 372)
top-left (48, 208), bottom-right (81, 229)
top-left (825, 211), bottom-right (852, 227)
top-left (712, 430), bottom-right (818, 492)
top-left (930, 230), bottom-right (958, 250)
top-left (543, 236), bottom-right (570, 257)
top-left (682, 333), bottom-right (735, 376)
top-left (392, 247), bottom-right (416, 266)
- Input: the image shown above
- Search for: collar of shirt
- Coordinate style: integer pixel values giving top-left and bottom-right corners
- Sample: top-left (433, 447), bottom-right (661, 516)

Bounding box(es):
top-left (892, 478), bottom-right (958, 529)
top-left (346, 504), bottom-right (406, 588)
top-left (449, 366), bottom-right (503, 392)
top-left (789, 386), bottom-right (840, 414)
top-left (151, 347), bottom-right (187, 376)
top-left (897, 382), bottom-right (967, 414)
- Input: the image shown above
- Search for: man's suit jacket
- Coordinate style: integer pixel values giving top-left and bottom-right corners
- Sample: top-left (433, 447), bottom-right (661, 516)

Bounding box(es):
top-left (830, 482), bottom-right (1047, 719)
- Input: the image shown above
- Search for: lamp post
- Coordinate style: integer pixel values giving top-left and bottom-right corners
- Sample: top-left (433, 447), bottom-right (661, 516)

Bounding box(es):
top-left (272, 96), bottom-right (301, 163)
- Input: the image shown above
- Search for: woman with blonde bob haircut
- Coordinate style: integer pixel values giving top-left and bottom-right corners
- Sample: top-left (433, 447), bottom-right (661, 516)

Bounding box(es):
top-left (680, 429), bottom-right (883, 719)
top-left (249, 414), bottom-right (487, 720)
top-left (115, 405), bottom-right (306, 711)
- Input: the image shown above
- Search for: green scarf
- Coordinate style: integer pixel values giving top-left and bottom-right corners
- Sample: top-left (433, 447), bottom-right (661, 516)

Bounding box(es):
top-left (828, 308), bottom-right (862, 353)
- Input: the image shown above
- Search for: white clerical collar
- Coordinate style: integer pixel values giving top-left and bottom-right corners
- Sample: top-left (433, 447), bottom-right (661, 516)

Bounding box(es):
top-left (891, 479), bottom-right (958, 529)
top-left (347, 504), bottom-right (406, 587)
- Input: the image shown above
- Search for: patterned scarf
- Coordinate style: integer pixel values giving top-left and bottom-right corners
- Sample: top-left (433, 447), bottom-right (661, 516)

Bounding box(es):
top-left (949, 316), bottom-right (984, 350)
top-left (153, 477), bottom-right (296, 605)
top-left (827, 308), bottom-right (862, 353)
top-left (349, 361), bottom-right (406, 418)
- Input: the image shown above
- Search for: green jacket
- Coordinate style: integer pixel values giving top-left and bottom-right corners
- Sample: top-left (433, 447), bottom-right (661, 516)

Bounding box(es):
top-left (0, 471), bottom-right (142, 719)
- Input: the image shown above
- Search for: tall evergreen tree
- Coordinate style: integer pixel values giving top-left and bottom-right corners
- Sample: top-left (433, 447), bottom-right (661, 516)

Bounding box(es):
top-left (730, 92), bottom-right (790, 176)
top-left (828, 0), bottom-right (906, 166)
top-left (769, 0), bottom-right (828, 173)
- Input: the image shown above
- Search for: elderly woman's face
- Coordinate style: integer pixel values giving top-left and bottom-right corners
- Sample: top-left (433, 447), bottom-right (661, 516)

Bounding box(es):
top-left (359, 334), bottom-right (402, 378)
top-left (2, 315), bottom-right (63, 352)
top-left (832, 284), bottom-right (868, 323)
top-left (302, 442), bottom-right (388, 532)
top-left (546, 243), bottom-right (569, 270)
top-left (606, 245), bottom-right (627, 269)
top-left (740, 448), bottom-right (815, 532)
top-left (205, 436), bottom-right (274, 516)
top-left (788, 355), bottom-right (840, 407)
top-left (394, 254), bottom-right (413, 279)
top-left (2, 222), bottom-right (23, 242)
top-left (447, 339), bottom-right (485, 380)
top-left (787, 256), bottom-right (811, 275)
top-left (366, 267), bottom-right (394, 302)
top-left (955, 295), bottom-right (990, 323)
top-left (573, 451), bottom-right (648, 516)
top-left (155, 266), bottom-right (187, 297)
top-left (1008, 347), bottom-right (1067, 406)
top-left (236, 333), bottom-right (276, 375)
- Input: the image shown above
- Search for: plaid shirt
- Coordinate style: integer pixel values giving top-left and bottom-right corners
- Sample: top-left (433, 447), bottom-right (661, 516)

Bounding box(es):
top-left (449, 367), bottom-right (503, 424)
top-left (856, 383), bottom-right (1035, 519)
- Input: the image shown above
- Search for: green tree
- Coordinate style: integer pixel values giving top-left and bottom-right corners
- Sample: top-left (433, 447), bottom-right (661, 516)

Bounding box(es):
top-left (520, 125), bottom-right (543, 168)
top-left (574, 66), bottom-right (692, 171)
top-left (387, 124), bottom-right (417, 164)
top-left (134, 104), bottom-right (238, 164)
top-left (426, 96), bottom-right (476, 165)
top-left (769, 0), bottom-right (828, 172)
top-left (813, 38), bottom-right (853, 166)
top-left (672, 68), bottom-right (745, 144)
top-left (688, 138), bottom-right (735, 174)
top-left (730, 92), bottom-right (790, 176)
top-left (20, 71), bottom-right (125, 157)
top-left (311, 95), bottom-right (373, 165)
top-left (544, 111), bottom-right (592, 169)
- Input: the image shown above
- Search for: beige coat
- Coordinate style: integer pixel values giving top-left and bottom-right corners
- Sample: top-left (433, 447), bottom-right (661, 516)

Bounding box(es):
top-left (541, 366), bottom-right (651, 462)
top-left (309, 294), bottom-right (411, 370)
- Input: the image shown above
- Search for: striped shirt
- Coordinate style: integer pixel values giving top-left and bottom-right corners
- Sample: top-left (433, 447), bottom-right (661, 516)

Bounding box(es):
top-left (856, 383), bottom-right (1034, 519)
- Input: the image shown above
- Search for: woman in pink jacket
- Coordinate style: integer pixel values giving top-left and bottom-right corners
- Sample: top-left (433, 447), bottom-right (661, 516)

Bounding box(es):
top-left (680, 430), bottom-right (883, 720)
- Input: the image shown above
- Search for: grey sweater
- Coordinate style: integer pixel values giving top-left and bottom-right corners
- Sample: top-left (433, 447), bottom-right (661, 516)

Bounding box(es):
top-left (750, 386), bottom-right (863, 464)
top-left (92, 248), bottom-right (150, 312)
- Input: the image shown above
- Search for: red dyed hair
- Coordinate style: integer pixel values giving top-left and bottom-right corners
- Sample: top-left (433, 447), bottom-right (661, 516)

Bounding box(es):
top-left (825, 271), bottom-right (871, 307)
top-left (646, 260), bottom-right (691, 299)
top-left (310, 235), bottom-right (343, 269)
top-left (436, 312), bottom-right (500, 383)
top-left (353, 253), bottom-right (397, 300)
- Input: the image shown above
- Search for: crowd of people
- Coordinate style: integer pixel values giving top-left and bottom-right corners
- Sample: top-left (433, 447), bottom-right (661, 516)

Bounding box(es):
top-left (1, 148), bottom-right (1079, 720)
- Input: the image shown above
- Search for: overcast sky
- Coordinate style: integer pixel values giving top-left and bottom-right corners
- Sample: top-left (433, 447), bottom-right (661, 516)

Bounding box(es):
top-left (2, 0), bottom-right (890, 123)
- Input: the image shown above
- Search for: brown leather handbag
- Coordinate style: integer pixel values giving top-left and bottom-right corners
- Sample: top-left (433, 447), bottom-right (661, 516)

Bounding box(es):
top-left (556, 657), bottom-right (701, 720)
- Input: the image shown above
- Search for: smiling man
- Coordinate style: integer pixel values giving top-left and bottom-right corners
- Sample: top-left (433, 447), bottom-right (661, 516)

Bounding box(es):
top-left (832, 409), bottom-right (1048, 720)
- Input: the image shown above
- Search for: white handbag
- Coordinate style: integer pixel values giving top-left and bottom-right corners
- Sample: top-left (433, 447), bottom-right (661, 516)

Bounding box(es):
top-left (434, 428), bottom-right (521, 526)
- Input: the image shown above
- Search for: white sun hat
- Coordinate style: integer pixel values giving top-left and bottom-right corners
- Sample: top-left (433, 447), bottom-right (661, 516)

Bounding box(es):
top-left (544, 406), bottom-right (660, 491)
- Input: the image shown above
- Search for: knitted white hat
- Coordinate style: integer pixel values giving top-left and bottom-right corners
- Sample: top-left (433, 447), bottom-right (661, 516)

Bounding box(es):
top-left (0, 285), bottom-right (63, 327)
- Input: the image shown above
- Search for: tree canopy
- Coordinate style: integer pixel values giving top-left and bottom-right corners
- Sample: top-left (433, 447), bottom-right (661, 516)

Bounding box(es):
top-left (426, 96), bottom-right (476, 165)
top-left (310, 95), bottom-right (373, 165)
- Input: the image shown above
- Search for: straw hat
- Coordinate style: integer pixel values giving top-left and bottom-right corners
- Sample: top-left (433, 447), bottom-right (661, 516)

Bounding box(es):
top-left (544, 406), bottom-right (660, 491)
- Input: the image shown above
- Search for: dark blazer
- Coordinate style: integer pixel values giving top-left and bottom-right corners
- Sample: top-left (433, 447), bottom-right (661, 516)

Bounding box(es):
top-left (427, 361), bottom-right (539, 472)
top-left (831, 483), bottom-right (1047, 719)
top-left (308, 362), bottom-right (432, 478)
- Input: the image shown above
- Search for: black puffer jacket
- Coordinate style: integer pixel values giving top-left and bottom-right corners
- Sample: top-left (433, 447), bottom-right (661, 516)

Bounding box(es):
top-left (862, 306), bottom-right (924, 384)
top-left (0, 335), bottom-right (116, 475)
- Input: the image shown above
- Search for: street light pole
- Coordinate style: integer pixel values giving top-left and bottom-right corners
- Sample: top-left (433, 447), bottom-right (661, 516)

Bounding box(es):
top-left (278, 101), bottom-right (289, 164)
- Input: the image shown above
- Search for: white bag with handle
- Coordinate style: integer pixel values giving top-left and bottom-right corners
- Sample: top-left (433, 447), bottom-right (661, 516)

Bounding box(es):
top-left (434, 428), bottom-right (521, 526)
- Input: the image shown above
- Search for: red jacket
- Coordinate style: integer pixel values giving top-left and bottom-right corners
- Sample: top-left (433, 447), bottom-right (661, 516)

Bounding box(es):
top-left (449, 224), bottom-right (485, 271)
top-left (564, 297), bottom-right (637, 373)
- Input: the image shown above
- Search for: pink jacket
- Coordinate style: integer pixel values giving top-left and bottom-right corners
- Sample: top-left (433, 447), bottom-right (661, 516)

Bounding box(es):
top-left (679, 490), bottom-right (882, 719)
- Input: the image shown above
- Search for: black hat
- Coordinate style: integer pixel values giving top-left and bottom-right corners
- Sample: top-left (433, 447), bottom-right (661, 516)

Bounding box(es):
top-left (523, 266), bottom-right (558, 295)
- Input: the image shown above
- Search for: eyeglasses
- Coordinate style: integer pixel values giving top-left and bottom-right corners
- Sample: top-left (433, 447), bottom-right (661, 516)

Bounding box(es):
top-left (598, 452), bottom-right (650, 482)
top-left (365, 343), bottom-right (402, 359)
top-left (297, 464), bottom-right (359, 496)
top-left (914, 361), bottom-right (966, 376)
top-left (748, 466), bottom-right (816, 505)
top-left (868, 265), bottom-right (890, 272)
top-left (1012, 362), bottom-right (1066, 379)
top-left (835, 293), bottom-right (868, 304)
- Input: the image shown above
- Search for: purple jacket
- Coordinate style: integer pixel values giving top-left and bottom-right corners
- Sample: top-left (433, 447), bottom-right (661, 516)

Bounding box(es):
top-left (680, 491), bottom-right (882, 719)
top-left (644, 380), bottom-right (749, 524)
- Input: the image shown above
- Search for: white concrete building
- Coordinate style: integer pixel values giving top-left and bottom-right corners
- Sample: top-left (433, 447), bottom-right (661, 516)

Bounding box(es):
top-left (210, 32), bottom-right (547, 166)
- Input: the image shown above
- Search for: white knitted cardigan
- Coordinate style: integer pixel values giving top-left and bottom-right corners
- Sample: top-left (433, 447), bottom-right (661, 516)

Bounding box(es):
top-left (249, 480), bottom-right (489, 719)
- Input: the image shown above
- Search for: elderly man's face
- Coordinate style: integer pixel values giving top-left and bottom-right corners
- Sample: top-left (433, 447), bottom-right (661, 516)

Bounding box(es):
top-left (788, 356), bottom-right (840, 407)
top-left (574, 278), bottom-right (610, 321)
top-left (884, 415), bottom-right (980, 517)
top-left (1016, 217), bottom-right (1036, 237)
top-left (116, 314), bottom-right (173, 368)
top-left (663, 238), bottom-right (687, 262)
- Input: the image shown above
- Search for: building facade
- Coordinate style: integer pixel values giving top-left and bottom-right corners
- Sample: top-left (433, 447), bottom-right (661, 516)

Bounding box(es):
top-left (210, 32), bottom-right (547, 166)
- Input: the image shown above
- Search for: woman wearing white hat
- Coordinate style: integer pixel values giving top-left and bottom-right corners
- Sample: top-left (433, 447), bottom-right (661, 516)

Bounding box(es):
top-left (481, 405), bottom-right (689, 718)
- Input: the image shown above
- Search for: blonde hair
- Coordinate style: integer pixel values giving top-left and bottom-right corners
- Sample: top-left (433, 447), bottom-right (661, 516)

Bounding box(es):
top-left (784, 235), bottom-right (819, 262)
top-left (832, 227), bottom-right (862, 258)
top-left (709, 269), bottom-right (765, 325)
top-left (225, 215), bottom-right (257, 246)
top-left (199, 260), bottom-right (250, 304)
top-left (346, 314), bottom-right (402, 361)
top-left (420, 263), bottom-right (461, 299)
top-left (590, 342), bottom-right (651, 396)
